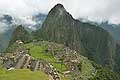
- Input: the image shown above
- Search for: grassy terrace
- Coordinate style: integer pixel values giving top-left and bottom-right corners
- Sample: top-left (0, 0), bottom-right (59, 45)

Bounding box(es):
top-left (0, 68), bottom-right (49, 80)
top-left (25, 42), bottom-right (67, 73)
top-left (0, 41), bottom-right (68, 80)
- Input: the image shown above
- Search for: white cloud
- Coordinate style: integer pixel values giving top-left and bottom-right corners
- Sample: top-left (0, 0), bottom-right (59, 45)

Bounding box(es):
top-left (60, 0), bottom-right (120, 24)
top-left (0, 0), bottom-right (120, 24)
top-left (0, 0), bottom-right (61, 17)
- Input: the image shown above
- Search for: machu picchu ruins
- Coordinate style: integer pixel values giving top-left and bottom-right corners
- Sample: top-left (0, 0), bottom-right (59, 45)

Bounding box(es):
top-left (0, 40), bottom-right (119, 80)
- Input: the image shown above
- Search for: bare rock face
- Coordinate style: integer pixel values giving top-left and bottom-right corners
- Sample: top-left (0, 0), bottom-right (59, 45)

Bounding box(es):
top-left (34, 4), bottom-right (116, 69)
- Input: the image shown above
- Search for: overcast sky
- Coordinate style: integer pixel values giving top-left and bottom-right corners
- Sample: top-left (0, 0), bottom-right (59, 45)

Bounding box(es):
top-left (0, 0), bottom-right (120, 24)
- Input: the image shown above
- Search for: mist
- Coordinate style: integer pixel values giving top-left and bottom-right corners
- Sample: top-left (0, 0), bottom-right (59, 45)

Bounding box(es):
top-left (0, 0), bottom-right (120, 24)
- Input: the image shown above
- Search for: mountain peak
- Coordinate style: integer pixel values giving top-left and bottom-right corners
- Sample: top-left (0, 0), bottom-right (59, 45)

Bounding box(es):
top-left (15, 25), bottom-right (25, 30)
top-left (54, 4), bottom-right (64, 9)
top-left (48, 4), bottom-right (66, 17)
top-left (8, 25), bottom-right (31, 46)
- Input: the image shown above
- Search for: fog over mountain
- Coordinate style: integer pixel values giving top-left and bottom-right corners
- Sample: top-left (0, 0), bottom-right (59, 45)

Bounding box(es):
top-left (0, 0), bottom-right (120, 49)
top-left (0, 0), bottom-right (120, 24)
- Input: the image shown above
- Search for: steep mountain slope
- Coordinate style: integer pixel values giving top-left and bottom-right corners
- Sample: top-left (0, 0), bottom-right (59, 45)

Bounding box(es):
top-left (8, 25), bottom-right (31, 47)
top-left (79, 21), bottom-right (120, 72)
top-left (99, 22), bottom-right (120, 44)
top-left (34, 4), bottom-right (116, 69)
top-left (114, 44), bottom-right (120, 72)
top-left (95, 22), bottom-right (120, 72)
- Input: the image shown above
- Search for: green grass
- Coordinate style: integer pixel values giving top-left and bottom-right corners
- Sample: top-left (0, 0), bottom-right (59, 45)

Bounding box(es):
top-left (60, 74), bottom-right (69, 80)
top-left (79, 56), bottom-right (96, 79)
top-left (28, 45), bottom-right (55, 62)
top-left (52, 62), bottom-right (67, 72)
top-left (0, 68), bottom-right (49, 80)
top-left (25, 43), bottom-right (67, 72)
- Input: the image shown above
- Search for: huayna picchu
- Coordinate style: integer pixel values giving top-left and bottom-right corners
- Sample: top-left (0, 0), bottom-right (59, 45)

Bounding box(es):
top-left (34, 4), bottom-right (117, 70)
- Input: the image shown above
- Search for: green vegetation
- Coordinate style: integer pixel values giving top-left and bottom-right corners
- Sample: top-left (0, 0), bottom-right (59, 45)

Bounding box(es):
top-left (0, 68), bottom-right (49, 80)
top-left (60, 75), bottom-right (69, 80)
top-left (8, 25), bottom-right (32, 47)
top-left (33, 4), bottom-right (116, 70)
top-left (5, 4), bottom-right (120, 80)
top-left (25, 42), bottom-right (67, 72)
top-left (4, 40), bottom-right (120, 80)
top-left (77, 56), bottom-right (96, 79)
top-left (115, 44), bottom-right (120, 72)
top-left (80, 60), bottom-right (95, 79)
top-left (89, 68), bottom-right (120, 80)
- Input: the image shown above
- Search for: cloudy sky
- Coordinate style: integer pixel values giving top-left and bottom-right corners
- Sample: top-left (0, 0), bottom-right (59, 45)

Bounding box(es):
top-left (0, 0), bottom-right (120, 24)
